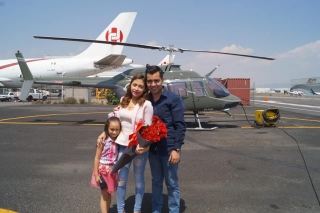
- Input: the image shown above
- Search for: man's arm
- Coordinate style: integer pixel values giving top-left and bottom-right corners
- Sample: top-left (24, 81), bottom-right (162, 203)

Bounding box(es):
top-left (171, 96), bottom-right (187, 149)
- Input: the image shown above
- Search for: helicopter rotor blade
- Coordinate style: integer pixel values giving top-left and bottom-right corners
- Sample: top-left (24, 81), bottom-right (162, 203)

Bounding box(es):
top-left (33, 36), bottom-right (163, 50)
top-left (180, 49), bottom-right (275, 60)
top-left (34, 36), bottom-right (275, 60)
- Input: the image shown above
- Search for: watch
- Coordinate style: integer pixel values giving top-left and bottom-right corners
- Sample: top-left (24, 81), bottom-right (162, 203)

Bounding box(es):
top-left (174, 148), bottom-right (181, 154)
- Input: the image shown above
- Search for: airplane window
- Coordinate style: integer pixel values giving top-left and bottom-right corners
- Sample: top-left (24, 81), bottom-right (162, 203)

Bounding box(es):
top-left (207, 78), bottom-right (230, 98)
top-left (192, 81), bottom-right (206, 97)
top-left (167, 82), bottom-right (188, 97)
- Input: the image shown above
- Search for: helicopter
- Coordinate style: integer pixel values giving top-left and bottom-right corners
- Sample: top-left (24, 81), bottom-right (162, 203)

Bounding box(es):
top-left (16, 37), bottom-right (274, 130)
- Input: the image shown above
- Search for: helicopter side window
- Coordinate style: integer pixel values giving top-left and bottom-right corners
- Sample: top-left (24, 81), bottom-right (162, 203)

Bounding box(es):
top-left (207, 78), bottom-right (230, 98)
top-left (167, 82), bottom-right (188, 98)
top-left (192, 81), bottom-right (206, 97)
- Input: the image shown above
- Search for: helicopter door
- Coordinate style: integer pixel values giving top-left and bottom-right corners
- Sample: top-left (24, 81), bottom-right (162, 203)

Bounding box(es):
top-left (168, 82), bottom-right (203, 110)
top-left (189, 80), bottom-right (207, 109)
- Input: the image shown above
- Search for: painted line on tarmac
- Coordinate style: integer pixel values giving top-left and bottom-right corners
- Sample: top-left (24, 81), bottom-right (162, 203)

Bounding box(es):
top-left (0, 112), bottom-right (108, 122)
top-left (0, 122), bottom-right (58, 125)
top-left (241, 126), bottom-right (320, 129)
top-left (204, 111), bottom-right (320, 123)
top-left (0, 208), bottom-right (18, 213)
top-left (0, 111), bottom-right (319, 127)
top-left (253, 102), bottom-right (320, 113)
top-left (254, 100), bottom-right (320, 109)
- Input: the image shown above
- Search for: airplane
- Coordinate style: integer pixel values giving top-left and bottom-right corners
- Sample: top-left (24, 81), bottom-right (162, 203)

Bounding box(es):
top-left (0, 12), bottom-right (137, 88)
top-left (16, 51), bottom-right (240, 130)
top-left (310, 89), bottom-right (320, 95)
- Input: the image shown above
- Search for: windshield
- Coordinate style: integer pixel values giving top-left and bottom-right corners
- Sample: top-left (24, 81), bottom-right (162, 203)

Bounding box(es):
top-left (207, 78), bottom-right (230, 98)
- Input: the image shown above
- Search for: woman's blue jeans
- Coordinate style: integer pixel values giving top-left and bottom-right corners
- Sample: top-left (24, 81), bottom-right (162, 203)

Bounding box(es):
top-left (117, 145), bottom-right (149, 213)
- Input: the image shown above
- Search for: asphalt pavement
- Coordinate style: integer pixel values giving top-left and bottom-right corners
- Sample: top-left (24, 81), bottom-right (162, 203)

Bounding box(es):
top-left (0, 97), bottom-right (320, 213)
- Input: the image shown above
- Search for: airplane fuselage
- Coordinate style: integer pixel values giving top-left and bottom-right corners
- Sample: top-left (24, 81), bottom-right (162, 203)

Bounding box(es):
top-left (0, 57), bottom-right (133, 88)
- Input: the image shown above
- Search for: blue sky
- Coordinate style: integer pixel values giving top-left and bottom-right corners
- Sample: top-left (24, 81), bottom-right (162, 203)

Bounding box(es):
top-left (1, 0), bottom-right (319, 87)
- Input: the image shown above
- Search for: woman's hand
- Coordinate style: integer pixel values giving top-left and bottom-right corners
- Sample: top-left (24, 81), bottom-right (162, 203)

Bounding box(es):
top-left (113, 105), bottom-right (120, 113)
top-left (97, 131), bottom-right (106, 147)
top-left (135, 144), bottom-right (150, 155)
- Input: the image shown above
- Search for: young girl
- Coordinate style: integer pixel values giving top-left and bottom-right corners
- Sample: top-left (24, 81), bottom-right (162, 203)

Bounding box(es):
top-left (92, 116), bottom-right (121, 213)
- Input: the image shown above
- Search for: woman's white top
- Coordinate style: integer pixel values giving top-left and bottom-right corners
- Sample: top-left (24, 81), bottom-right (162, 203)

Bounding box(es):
top-left (115, 100), bottom-right (153, 146)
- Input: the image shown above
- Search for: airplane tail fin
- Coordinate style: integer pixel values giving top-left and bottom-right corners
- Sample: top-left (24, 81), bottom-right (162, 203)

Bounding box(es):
top-left (122, 55), bottom-right (176, 68)
top-left (158, 55), bottom-right (175, 66)
top-left (310, 89), bottom-right (316, 95)
top-left (75, 12), bottom-right (137, 58)
top-left (15, 51), bottom-right (34, 101)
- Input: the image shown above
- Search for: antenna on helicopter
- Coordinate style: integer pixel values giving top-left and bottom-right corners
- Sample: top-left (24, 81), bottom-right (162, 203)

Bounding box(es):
top-left (204, 65), bottom-right (220, 77)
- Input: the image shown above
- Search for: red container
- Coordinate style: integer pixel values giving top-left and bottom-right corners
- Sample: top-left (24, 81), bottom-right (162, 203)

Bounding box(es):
top-left (224, 78), bottom-right (250, 106)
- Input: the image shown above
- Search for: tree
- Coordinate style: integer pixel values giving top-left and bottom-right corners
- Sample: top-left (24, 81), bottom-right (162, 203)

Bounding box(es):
top-left (105, 89), bottom-right (120, 105)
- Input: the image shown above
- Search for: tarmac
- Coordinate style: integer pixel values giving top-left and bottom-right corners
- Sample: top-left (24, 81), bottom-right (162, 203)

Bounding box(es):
top-left (0, 95), bottom-right (320, 213)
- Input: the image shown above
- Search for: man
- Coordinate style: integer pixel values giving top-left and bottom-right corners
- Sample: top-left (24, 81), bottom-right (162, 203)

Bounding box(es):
top-left (145, 64), bottom-right (187, 213)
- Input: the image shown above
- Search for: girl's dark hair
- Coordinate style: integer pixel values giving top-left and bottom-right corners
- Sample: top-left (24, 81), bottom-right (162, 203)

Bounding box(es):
top-left (145, 64), bottom-right (164, 78)
top-left (104, 117), bottom-right (121, 137)
top-left (120, 74), bottom-right (148, 108)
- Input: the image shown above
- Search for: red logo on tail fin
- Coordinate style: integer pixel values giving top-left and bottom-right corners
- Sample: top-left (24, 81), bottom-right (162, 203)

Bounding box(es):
top-left (105, 27), bottom-right (123, 43)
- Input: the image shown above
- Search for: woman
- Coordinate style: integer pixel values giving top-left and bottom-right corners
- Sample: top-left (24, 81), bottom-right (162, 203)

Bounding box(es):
top-left (97, 74), bottom-right (153, 213)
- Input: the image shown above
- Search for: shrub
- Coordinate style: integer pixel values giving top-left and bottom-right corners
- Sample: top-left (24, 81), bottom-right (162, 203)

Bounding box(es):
top-left (79, 98), bottom-right (87, 104)
top-left (105, 89), bottom-right (120, 105)
top-left (63, 97), bottom-right (77, 104)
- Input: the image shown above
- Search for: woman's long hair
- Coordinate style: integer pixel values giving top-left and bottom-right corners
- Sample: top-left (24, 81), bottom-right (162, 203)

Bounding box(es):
top-left (120, 74), bottom-right (148, 108)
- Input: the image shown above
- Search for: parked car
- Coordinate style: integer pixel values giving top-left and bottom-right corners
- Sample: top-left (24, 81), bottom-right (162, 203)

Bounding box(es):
top-left (0, 92), bottom-right (15, 102)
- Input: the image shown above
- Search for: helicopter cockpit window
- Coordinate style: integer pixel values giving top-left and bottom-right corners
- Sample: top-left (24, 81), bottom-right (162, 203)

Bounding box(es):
top-left (167, 82), bottom-right (188, 98)
top-left (207, 78), bottom-right (230, 98)
top-left (192, 81), bottom-right (206, 97)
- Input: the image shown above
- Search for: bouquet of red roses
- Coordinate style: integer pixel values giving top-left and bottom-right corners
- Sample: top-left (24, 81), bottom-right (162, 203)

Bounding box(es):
top-left (128, 115), bottom-right (167, 148)
top-left (111, 115), bottom-right (167, 174)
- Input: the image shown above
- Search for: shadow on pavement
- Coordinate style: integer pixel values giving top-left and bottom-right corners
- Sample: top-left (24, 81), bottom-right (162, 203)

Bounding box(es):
top-left (108, 193), bottom-right (187, 213)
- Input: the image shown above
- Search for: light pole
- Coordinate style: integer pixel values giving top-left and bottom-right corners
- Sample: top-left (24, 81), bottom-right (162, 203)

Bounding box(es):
top-left (61, 72), bottom-right (66, 101)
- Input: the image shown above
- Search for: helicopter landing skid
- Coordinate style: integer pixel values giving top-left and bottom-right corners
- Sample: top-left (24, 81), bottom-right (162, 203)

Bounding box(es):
top-left (186, 112), bottom-right (218, 131)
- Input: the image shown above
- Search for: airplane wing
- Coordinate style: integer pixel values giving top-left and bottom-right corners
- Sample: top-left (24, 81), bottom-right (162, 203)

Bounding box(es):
top-left (94, 54), bottom-right (127, 67)
top-left (0, 78), bottom-right (11, 87)
top-left (0, 77), bottom-right (12, 81)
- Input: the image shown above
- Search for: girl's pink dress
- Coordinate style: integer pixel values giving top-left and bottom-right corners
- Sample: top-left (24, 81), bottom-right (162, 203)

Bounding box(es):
top-left (91, 164), bottom-right (118, 194)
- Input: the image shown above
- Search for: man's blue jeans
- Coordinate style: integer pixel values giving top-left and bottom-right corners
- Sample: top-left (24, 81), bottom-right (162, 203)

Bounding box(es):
top-left (117, 145), bottom-right (149, 213)
top-left (148, 151), bottom-right (180, 213)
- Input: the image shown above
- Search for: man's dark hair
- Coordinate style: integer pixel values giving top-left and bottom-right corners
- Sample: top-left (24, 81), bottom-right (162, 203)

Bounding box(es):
top-left (145, 64), bottom-right (164, 79)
